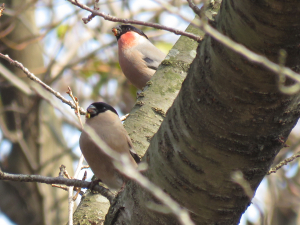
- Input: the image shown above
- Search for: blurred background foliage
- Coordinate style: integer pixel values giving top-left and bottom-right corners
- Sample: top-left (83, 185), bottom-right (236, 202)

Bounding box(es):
top-left (0, 0), bottom-right (300, 225)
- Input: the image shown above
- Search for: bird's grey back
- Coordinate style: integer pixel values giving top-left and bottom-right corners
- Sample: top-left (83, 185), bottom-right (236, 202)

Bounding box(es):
top-left (134, 39), bottom-right (166, 70)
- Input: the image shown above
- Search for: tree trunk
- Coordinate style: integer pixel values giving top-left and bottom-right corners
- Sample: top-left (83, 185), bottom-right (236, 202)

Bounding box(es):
top-left (105, 1), bottom-right (300, 224)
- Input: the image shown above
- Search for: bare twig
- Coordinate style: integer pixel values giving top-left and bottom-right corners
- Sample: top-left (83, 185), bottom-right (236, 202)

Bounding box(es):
top-left (66, 86), bottom-right (85, 225)
top-left (73, 171), bottom-right (87, 201)
top-left (53, 186), bottom-right (84, 195)
top-left (59, 164), bottom-right (66, 178)
top-left (120, 113), bottom-right (129, 122)
top-left (66, 0), bottom-right (203, 42)
top-left (52, 184), bottom-right (68, 191)
top-left (68, 185), bottom-right (74, 225)
top-left (0, 53), bottom-right (86, 115)
top-left (66, 87), bottom-right (84, 129)
top-left (267, 152), bottom-right (300, 175)
top-left (31, 84), bottom-right (81, 130)
top-left (0, 169), bottom-right (115, 203)
top-left (64, 169), bottom-right (72, 179)
top-left (78, 0), bottom-right (100, 24)
top-left (186, 0), bottom-right (202, 17)
top-left (0, 63), bottom-right (33, 95)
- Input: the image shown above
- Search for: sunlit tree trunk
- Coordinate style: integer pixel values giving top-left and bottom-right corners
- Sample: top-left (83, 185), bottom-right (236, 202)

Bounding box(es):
top-left (105, 1), bottom-right (300, 224)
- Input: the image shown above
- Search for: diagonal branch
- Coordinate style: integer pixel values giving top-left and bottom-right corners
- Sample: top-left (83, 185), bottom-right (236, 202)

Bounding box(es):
top-left (186, 0), bottom-right (202, 17)
top-left (267, 152), bottom-right (300, 175)
top-left (66, 87), bottom-right (85, 225)
top-left (67, 0), bottom-right (203, 42)
top-left (0, 53), bottom-right (86, 115)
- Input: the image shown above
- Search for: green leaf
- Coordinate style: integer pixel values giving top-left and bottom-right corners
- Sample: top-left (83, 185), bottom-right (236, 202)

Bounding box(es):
top-left (56, 25), bottom-right (69, 39)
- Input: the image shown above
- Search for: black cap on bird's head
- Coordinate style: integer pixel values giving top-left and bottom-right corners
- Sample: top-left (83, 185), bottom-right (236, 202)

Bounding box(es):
top-left (112, 25), bottom-right (148, 40)
top-left (86, 102), bottom-right (118, 119)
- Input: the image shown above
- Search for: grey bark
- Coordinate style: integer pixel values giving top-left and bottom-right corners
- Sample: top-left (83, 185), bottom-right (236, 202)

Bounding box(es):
top-left (105, 1), bottom-right (300, 225)
top-left (73, 190), bottom-right (110, 225)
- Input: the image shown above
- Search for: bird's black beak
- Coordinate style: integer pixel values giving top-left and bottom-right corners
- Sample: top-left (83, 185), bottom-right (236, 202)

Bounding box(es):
top-left (86, 113), bottom-right (91, 119)
top-left (86, 105), bottom-right (97, 118)
top-left (112, 28), bottom-right (118, 36)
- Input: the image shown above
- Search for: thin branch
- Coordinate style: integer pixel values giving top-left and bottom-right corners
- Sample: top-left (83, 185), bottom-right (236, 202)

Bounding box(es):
top-left (66, 87), bottom-right (85, 225)
top-left (186, 0), bottom-right (202, 17)
top-left (0, 168), bottom-right (115, 203)
top-left (59, 164), bottom-right (66, 178)
top-left (68, 185), bottom-right (74, 225)
top-left (267, 152), bottom-right (300, 175)
top-left (50, 40), bottom-right (116, 84)
top-left (73, 171), bottom-right (87, 201)
top-left (66, 0), bottom-right (203, 42)
top-left (52, 184), bottom-right (68, 191)
top-left (64, 169), bottom-right (72, 180)
top-left (72, 157), bottom-right (85, 180)
top-left (76, 0), bottom-right (100, 24)
top-left (31, 84), bottom-right (82, 130)
top-left (81, 165), bottom-right (90, 170)
top-left (66, 87), bottom-right (84, 130)
top-left (0, 63), bottom-right (33, 95)
top-left (0, 53), bottom-right (86, 115)
top-left (120, 113), bottom-right (129, 122)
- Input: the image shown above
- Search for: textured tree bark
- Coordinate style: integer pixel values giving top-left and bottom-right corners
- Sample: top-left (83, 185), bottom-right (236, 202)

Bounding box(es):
top-left (0, 1), bottom-right (73, 224)
top-left (72, 190), bottom-right (110, 225)
top-left (106, 1), bottom-right (300, 224)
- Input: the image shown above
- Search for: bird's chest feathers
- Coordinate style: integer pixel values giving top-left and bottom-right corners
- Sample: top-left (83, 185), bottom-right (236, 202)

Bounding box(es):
top-left (118, 32), bottom-right (141, 49)
top-left (87, 116), bottom-right (126, 148)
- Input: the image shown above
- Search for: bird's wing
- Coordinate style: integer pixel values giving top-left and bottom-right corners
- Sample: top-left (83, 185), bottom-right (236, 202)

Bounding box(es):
top-left (135, 41), bottom-right (166, 71)
top-left (142, 57), bottom-right (160, 70)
